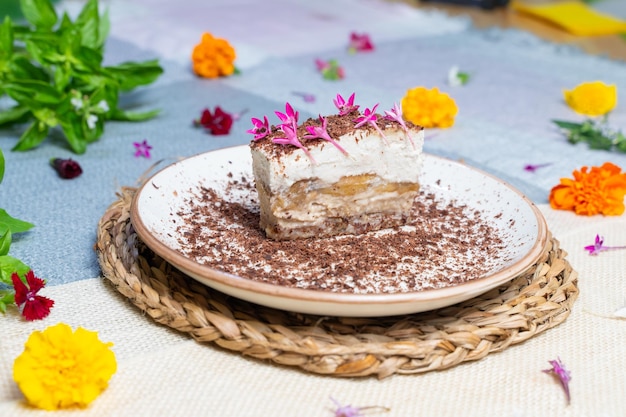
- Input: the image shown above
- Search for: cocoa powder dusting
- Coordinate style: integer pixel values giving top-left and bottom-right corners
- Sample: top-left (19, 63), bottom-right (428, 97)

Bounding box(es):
top-left (174, 175), bottom-right (507, 294)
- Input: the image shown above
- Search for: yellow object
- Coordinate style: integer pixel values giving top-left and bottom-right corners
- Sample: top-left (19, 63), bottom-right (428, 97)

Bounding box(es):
top-left (192, 32), bottom-right (236, 78)
top-left (511, 1), bottom-right (626, 36)
top-left (13, 323), bottom-right (117, 410)
top-left (563, 81), bottom-right (617, 116)
top-left (401, 86), bottom-right (458, 128)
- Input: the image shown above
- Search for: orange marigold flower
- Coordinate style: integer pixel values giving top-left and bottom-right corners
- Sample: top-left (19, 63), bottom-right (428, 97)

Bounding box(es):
top-left (401, 86), bottom-right (458, 128)
top-left (563, 81), bottom-right (617, 117)
top-left (191, 32), bottom-right (236, 78)
top-left (549, 162), bottom-right (626, 216)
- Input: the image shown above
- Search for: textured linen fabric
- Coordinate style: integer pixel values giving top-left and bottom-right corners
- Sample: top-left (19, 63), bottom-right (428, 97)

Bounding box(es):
top-left (1, 206), bottom-right (625, 417)
top-left (1, 0), bottom-right (626, 415)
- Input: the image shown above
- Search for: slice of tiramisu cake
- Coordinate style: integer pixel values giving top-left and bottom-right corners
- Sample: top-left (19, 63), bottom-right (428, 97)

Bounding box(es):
top-left (247, 93), bottom-right (424, 240)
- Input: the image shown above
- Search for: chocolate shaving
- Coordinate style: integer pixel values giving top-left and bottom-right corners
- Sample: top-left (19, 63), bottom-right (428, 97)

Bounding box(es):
top-left (173, 175), bottom-right (509, 294)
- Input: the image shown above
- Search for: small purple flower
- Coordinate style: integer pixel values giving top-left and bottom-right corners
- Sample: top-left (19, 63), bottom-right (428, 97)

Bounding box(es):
top-left (273, 124), bottom-right (316, 164)
top-left (524, 163), bottom-right (552, 173)
top-left (543, 357), bottom-right (572, 405)
top-left (354, 104), bottom-right (388, 144)
top-left (584, 234), bottom-right (626, 255)
top-left (330, 397), bottom-right (389, 417)
top-left (133, 139), bottom-right (152, 158)
top-left (292, 91), bottom-right (316, 103)
top-left (246, 116), bottom-right (271, 140)
top-left (231, 108), bottom-right (248, 122)
top-left (303, 115), bottom-right (348, 156)
top-left (333, 93), bottom-right (359, 116)
top-left (50, 158), bottom-right (83, 179)
top-left (384, 102), bottom-right (415, 148)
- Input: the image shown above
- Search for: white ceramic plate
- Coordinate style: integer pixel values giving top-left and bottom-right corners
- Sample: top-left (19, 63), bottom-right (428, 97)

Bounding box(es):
top-left (130, 146), bottom-right (548, 317)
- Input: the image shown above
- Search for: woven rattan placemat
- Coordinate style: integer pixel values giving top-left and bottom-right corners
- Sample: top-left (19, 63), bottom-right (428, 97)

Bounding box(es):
top-left (96, 187), bottom-right (579, 379)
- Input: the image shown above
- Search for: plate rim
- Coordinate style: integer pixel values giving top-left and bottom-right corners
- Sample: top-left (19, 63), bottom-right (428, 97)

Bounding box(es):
top-left (130, 145), bottom-right (548, 311)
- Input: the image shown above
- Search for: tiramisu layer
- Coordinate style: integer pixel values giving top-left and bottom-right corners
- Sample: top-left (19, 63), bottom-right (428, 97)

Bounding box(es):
top-left (248, 95), bottom-right (424, 240)
top-left (255, 174), bottom-right (420, 239)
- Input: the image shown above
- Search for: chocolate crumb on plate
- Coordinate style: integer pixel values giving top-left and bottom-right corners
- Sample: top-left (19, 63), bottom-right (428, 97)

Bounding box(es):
top-left (174, 175), bottom-right (509, 294)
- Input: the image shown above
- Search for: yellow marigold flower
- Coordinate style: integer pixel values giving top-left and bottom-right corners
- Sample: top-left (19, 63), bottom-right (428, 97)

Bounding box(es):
top-left (401, 86), bottom-right (458, 128)
top-left (563, 81), bottom-right (617, 117)
top-left (549, 162), bottom-right (626, 216)
top-left (13, 323), bottom-right (117, 410)
top-left (192, 32), bottom-right (236, 78)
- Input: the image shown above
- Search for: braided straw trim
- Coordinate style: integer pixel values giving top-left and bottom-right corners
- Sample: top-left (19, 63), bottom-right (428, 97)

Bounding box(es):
top-left (96, 187), bottom-right (579, 379)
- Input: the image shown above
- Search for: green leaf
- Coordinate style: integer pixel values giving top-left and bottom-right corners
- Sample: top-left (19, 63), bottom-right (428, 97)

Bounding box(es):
top-left (0, 16), bottom-right (14, 62)
top-left (1, 0), bottom-right (162, 154)
top-left (0, 209), bottom-right (34, 234)
top-left (19, 0), bottom-right (58, 30)
top-left (0, 292), bottom-right (14, 313)
top-left (111, 108), bottom-right (160, 122)
top-left (585, 132), bottom-right (613, 150)
top-left (74, 46), bottom-right (104, 71)
top-left (0, 226), bottom-right (11, 256)
top-left (74, 0), bottom-right (100, 49)
top-left (82, 116), bottom-right (104, 143)
top-left (0, 255), bottom-right (31, 285)
top-left (3, 80), bottom-right (63, 105)
top-left (98, 7), bottom-right (110, 48)
top-left (105, 60), bottom-right (164, 91)
top-left (0, 105), bottom-right (31, 126)
top-left (60, 119), bottom-right (87, 154)
top-left (23, 38), bottom-right (50, 67)
top-left (552, 120), bottom-right (583, 130)
top-left (9, 56), bottom-right (49, 82)
top-left (0, 291), bottom-right (16, 313)
top-left (12, 121), bottom-right (49, 151)
top-left (0, 148), bottom-right (4, 183)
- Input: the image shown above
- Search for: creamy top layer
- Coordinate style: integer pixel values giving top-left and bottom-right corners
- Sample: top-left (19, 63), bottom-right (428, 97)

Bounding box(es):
top-left (251, 118), bottom-right (424, 191)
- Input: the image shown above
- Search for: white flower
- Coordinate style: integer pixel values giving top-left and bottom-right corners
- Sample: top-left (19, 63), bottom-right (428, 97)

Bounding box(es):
top-left (71, 97), bottom-right (84, 111)
top-left (86, 114), bottom-right (98, 130)
top-left (447, 65), bottom-right (469, 87)
top-left (97, 100), bottom-right (110, 112)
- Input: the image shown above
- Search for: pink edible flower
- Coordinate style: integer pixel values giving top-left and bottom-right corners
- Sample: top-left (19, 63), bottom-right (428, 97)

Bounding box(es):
top-left (275, 102), bottom-right (299, 131)
top-left (524, 162), bottom-right (552, 173)
top-left (303, 115), bottom-right (348, 156)
top-left (543, 357), bottom-right (572, 405)
top-left (246, 116), bottom-right (270, 140)
top-left (354, 104), bottom-right (388, 144)
top-left (133, 139), bottom-right (152, 158)
top-left (584, 234), bottom-right (626, 255)
top-left (273, 124), bottom-right (316, 164)
top-left (315, 58), bottom-right (345, 80)
top-left (331, 397), bottom-right (389, 417)
top-left (334, 93), bottom-right (359, 116)
top-left (348, 32), bottom-right (374, 53)
top-left (292, 91), bottom-right (316, 103)
top-left (384, 102), bottom-right (415, 148)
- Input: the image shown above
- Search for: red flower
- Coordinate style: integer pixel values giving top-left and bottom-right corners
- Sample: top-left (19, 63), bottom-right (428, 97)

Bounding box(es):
top-left (50, 158), bottom-right (82, 179)
top-left (195, 106), bottom-right (233, 135)
top-left (11, 271), bottom-right (54, 321)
